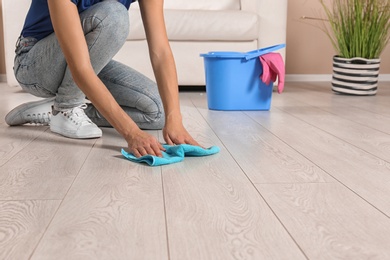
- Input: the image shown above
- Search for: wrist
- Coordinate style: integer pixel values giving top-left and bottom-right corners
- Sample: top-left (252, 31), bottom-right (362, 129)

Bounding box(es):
top-left (165, 111), bottom-right (182, 126)
top-left (121, 122), bottom-right (141, 141)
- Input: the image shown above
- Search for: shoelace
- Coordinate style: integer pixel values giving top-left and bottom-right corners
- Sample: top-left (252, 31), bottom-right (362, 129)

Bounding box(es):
top-left (26, 111), bottom-right (52, 125)
top-left (61, 104), bottom-right (93, 126)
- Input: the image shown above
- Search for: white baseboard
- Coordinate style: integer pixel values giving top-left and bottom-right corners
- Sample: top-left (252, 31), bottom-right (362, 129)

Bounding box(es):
top-left (0, 74), bottom-right (6, 83)
top-left (286, 74), bottom-right (331, 82)
top-left (286, 74), bottom-right (390, 82)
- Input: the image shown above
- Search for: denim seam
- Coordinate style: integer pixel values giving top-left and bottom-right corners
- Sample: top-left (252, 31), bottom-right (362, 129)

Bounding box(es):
top-left (83, 16), bottom-right (104, 52)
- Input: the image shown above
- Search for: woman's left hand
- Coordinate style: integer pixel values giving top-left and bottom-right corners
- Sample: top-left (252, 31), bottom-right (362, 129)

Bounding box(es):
top-left (163, 119), bottom-right (201, 146)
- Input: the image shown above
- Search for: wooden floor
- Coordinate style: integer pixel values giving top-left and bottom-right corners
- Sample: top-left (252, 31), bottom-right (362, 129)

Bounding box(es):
top-left (1, 81), bottom-right (390, 259)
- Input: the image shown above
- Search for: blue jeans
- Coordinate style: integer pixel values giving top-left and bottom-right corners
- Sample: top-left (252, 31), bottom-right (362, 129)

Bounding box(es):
top-left (13, 1), bottom-right (164, 129)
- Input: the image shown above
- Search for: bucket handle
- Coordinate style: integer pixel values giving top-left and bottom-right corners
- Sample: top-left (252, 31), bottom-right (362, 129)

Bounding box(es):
top-left (244, 44), bottom-right (286, 61)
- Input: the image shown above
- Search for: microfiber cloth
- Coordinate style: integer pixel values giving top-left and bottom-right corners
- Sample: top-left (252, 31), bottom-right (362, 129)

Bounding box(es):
top-left (121, 144), bottom-right (220, 166)
top-left (259, 53), bottom-right (285, 94)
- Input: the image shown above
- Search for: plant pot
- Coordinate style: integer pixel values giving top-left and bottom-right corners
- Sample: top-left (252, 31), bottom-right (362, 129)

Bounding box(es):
top-left (332, 56), bottom-right (380, 95)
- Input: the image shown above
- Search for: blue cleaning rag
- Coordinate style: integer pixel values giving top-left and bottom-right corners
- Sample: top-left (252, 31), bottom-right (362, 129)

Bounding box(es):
top-left (121, 144), bottom-right (220, 166)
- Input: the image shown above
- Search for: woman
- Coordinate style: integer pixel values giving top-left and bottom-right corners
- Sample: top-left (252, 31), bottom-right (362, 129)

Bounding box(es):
top-left (5, 0), bottom-right (200, 158)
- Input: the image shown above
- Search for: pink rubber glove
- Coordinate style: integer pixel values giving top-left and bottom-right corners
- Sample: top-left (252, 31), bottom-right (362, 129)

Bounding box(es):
top-left (259, 53), bottom-right (285, 94)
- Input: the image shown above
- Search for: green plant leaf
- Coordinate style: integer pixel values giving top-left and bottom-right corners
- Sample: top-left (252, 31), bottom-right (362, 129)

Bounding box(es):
top-left (319, 0), bottom-right (390, 58)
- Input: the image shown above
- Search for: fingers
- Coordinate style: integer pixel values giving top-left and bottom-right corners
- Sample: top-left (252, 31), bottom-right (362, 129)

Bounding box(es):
top-left (150, 142), bottom-right (164, 157)
top-left (164, 133), bottom-right (174, 145)
top-left (128, 132), bottom-right (165, 158)
top-left (157, 142), bottom-right (166, 152)
top-left (184, 137), bottom-right (205, 148)
top-left (164, 133), bottom-right (203, 148)
top-left (132, 149), bottom-right (142, 158)
top-left (186, 138), bottom-right (202, 147)
top-left (133, 144), bottom-right (164, 158)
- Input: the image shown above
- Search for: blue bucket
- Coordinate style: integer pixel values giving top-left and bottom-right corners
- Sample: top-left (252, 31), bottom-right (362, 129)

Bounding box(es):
top-left (200, 44), bottom-right (285, 111)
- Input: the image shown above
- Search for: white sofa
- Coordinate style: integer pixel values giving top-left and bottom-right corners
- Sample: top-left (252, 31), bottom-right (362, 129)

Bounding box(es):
top-left (2, 0), bottom-right (287, 87)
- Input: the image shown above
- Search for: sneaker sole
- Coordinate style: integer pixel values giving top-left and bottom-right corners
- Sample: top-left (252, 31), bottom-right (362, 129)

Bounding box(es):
top-left (50, 126), bottom-right (102, 139)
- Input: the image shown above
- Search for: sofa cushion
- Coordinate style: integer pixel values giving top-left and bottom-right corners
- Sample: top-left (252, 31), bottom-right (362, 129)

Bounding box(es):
top-left (130, 0), bottom-right (241, 10)
top-left (128, 10), bottom-right (258, 41)
top-left (164, 0), bottom-right (240, 10)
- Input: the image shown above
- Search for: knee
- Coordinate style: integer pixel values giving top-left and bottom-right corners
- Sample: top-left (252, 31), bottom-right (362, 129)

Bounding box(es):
top-left (83, 1), bottom-right (129, 44)
top-left (103, 2), bottom-right (129, 41)
top-left (143, 106), bottom-right (165, 130)
top-left (155, 110), bottom-right (165, 129)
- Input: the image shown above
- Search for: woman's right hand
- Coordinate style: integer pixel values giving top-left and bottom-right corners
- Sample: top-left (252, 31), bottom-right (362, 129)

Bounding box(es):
top-left (126, 129), bottom-right (165, 158)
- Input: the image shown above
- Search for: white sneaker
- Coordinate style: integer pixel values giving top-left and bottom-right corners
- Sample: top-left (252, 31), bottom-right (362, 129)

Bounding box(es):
top-left (5, 97), bottom-right (54, 126)
top-left (50, 104), bottom-right (102, 139)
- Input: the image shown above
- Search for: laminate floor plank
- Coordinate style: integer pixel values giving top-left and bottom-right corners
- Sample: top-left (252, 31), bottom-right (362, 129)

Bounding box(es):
top-left (283, 82), bottom-right (390, 118)
top-left (0, 125), bottom-right (48, 167)
top-left (257, 183), bottom-right (390, 259)
top-left (161, 100), bottom-right (307, 260)
top-left (246, 108), bottom-right (390, 216)
top-left (0, 200), bottom-right (61, 260)
top-left (271, 102), bottom-right (390, 163)
top-left (187, 93), bottom-right (333, 184)
top-left (31, 128), bottom-right (169, 260)
top-left (278, 83), bottom-right (390, 134)
top-left (0, 128), bottom-right (96, 200)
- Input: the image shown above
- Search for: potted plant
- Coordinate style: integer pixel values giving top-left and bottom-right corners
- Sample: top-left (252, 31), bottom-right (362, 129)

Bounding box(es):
top-left (319, 0), bottom-right (390, 95)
